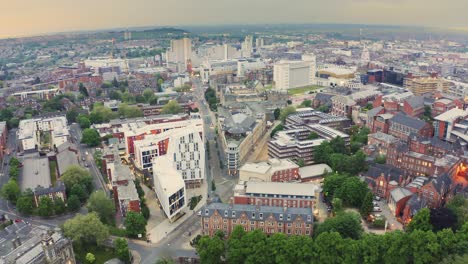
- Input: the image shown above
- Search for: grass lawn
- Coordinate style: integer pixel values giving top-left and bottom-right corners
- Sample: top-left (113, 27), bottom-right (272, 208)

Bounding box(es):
top-left (49, 160), bottom-right (57, 186)
top-left (287, 85), bottom-right (322, 95)
top-left (74, 245), bottom-right (117, 264)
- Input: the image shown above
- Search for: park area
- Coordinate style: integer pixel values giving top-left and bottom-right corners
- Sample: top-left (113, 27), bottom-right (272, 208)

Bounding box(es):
top-left (287, 85), bottom-right (322, 95)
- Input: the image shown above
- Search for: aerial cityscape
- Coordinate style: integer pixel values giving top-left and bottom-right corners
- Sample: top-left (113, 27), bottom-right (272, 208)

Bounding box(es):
top-left (0, 1), bottom-right (468, 264)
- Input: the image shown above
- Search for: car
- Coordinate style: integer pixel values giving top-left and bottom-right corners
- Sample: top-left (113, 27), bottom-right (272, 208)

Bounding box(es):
top-left (373, 201), bottom-right (379, 206)
top-left (14, 218), bottom-right (21, 223)
top-left (82, 157), bottom-right (85, 161)
top-left (85, 163), bottom-right (89, 167)
top-left (85, 151), bottom-right (89, 155)
top-left (373, 206), bottom-right (382, 212)
top-left (374, 196), bottom-right (381, 201)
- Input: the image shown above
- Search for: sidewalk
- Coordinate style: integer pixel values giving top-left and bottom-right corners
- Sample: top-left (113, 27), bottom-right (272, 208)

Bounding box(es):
top-left (147, 200), bottom-right (206, 244)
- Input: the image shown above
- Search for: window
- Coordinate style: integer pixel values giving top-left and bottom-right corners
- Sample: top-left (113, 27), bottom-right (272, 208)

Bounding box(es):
top-left (205, 209), bottom-right (209, 215)
top-left (287, 214), bottom-right (291, 221)
top-left (259, 213), bottom-right (263, 219)
top-left (232, 211), bottom-right (236, 217)
top-left (223, 219), bottom-right (227, 223)
top-left (279, 214), bottom-right (283, 221)
top-left (252, 212), bottom-right (255, 219)
top-left (287, 223), bottom-right (292, 227)
top-left (224, 211), bottom-right (228, 217)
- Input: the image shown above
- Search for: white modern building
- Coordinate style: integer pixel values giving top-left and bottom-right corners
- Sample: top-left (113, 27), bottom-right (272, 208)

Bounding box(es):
top-left (153, 156), bottom-right (186, 221)
top-left (18, 116), bottom-right (69, 152)
top-left (133, 124), bottom-right (205, 187)
top-left (166, 38), bottom-right (192, 69)
top-left (273, 54), bottom-right (316, 90)
top-left (241, 35), bottom-right (253, 57)
top-left (200, 60), bottom-right (238, 82)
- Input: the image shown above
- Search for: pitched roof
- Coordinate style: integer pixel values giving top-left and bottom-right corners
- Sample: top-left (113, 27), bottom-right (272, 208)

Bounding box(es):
top-left (430, 173), bottom-right (452, 195)
top-left (390, 187), bottom-right (413, 202)
top-left (366, 164), bottom-right (405, 182)
top-left (367, 106), bottom-right (384, 118)
top-left (405, 96), bottom-right (425, 109)
top-left (390, 113), bottom-right (428, 130)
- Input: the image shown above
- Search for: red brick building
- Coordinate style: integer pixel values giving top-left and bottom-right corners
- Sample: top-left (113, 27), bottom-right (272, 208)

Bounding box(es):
top-left (200, 201), bottom-right (314, 237)
top-left (388, 113), bottom-right (433, 141)
top-left (432, 99), bottom-right (456, 117)
top-left (402, 96), bottom-right (425, 117)
top-left (364, 164), bottom-right (409, 200)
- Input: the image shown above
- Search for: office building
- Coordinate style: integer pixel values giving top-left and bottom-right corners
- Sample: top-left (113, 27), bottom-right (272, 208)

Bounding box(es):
top-left (241, 35), bottom-right (253, 57)
top-left (200, 200), bottom-right (313, 237)
top-left (433, 108), bottom-right (468, 141)
top-left (153, 156), bottom-right (186, 221)
top-left (273, 55), bottom-right (316, 90)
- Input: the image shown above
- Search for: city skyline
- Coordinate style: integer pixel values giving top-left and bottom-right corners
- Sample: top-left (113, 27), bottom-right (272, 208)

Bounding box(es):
top-left (1, 0), bottom-right (468, 38)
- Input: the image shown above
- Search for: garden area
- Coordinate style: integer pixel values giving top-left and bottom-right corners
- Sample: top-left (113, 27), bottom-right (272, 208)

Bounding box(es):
top-left (287, 85), bottom-right (322, 95)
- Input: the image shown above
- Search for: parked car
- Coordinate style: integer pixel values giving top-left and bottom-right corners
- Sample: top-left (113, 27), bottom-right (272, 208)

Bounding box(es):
top-left (374, 196), bottom-right (381, 201)
top-left (373, 201), bottom-right (379, 206)
top-left (373, 206), bottom-right (382, 212)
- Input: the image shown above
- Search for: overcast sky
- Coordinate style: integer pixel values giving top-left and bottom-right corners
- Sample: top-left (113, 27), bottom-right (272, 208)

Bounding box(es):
top-left (1, 0), bottom-right (467, 38)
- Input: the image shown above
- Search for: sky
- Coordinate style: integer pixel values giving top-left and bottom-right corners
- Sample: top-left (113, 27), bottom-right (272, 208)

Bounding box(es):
top-left (1, 0), bottom-right (467, 38)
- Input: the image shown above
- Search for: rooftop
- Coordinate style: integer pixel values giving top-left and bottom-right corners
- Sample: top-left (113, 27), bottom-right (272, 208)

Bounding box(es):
top-left (21, 156), bottom-right (51, 191)
top-left (239, 158), bottom-right (298, 176)
top-left (116, 180), bottom-right (139, 201)
top-left (390, 187), bottom-right (413, 202)
top-left (390, 112), bottom-right (427, 130)
top-left (434, 108), bottom-right (468, 123)
top-left (299, 164), bottom-right (333, 179)
top-left (152, 156), bottom-right (185, 195)
top-left (244, 181), bottom-right (319, 197)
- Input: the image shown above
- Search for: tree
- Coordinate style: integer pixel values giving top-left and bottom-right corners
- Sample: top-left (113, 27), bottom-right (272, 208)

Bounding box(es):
top-left (273, 108), bottom-right (281, 120)
top-left (375, 154), bottom-right (386, 164)
top-left (81, 128), bottom-right (101, 147)
top-left (322, 173), bottom-right (347, 198)
top-left (196, 235), bottom-right (225, 264)
top-left (307, 132), bottom-right (319, 140)
top-left (114, 238), bottom-right (131, 263)
top-left (16, 195), bottom-right (34, 215)
top-left (314, 141), bottom-right (333, 164)
top-left (71, 184), bottom-right (88, 202)
top-left (67, 194), bottom-right (81, 211)
top-left (86, 253), bottom-right (96, 264)
top-left (52, 197), bottom-right (66, 214)
top-left (61, 165), bottom-right (93, 193)
top-left (112, 77), bottom-right (120, 88)
top-left (270, 124), bottom-right (284, 138)
top-left (89, 104), bottom-right (115, 124)
top-left (1, 179), bottom-right (20, 204)
top-left (77, 115), bottom-right (91, 129)
top-left (314, 232), bottom-right (345, 263)
top-left (408, 229), bottom-right (440, 264)
top-left (407, 208), bottom-right (432, 232)
top-left (118, 103), bottom-right (143, 118)
top-left (38, 196), bottom-right (54, 216)
top-left (161, 100), bottom-right (183, 115)
top-left (79, 83), bottom-right (89, 97)
top-left (87, 190), bottom-right (116, 225)
top-left (430, 207), bottom-right (457, 231)
top-left (446, 195), bottom-right (468, 229)
top-left (66, 108), bottom-right (80, 123)
top-left (329, 136), bottom-right (347, 154)
top-left (315, 211), bottom-right (363, 239)
top-left (296, 159), bottom-right (305, 167)
top-left (332, 197), bottom-right (343, 213)
top-left (63, 212), bottom-right (109, 246)
top-left (335, 177), bottom-right (369, 207)
top-left (360, 191), bottom-right (374, 217)
top-left (300, 99), bottom-right (312, 108)
top-left (279, 106), bottom-right (296, 122)
top-left (124, 212), bottom-right (147, 237)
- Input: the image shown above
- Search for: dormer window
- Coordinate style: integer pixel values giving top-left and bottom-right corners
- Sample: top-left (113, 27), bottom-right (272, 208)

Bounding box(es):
top-left (252, 212), bottom-right (255, 219)
top-left (259, 213), bottom-right (263, 219)
top-left (205, 209), bottom-right (209, 215)
top-left (232, 211), bottom-right (236, 217)
top-left (224, 210), bottom-right (228, 217)
top-left (279, 214), bottom-right (283, 221)
top-left (287, 214), bottom-right (291, 221)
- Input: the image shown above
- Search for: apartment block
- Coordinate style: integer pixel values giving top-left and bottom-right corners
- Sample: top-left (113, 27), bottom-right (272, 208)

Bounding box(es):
top-left (18, 116), bottom-right (69, 152)
top-left (404, 77), bottom-right (451, 96)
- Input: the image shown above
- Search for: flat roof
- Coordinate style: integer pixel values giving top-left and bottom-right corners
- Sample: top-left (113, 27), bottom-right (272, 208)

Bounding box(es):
top-left (299, 164), bottom-right (332, 179)
top-left (434, 108), bottom-right (468, 122)
top-left (153, 156), bottom-right (185, 194)
top-left (245, 181), bottom-right (319, 197)
top-left (21, 157), bottom-right (51, 190)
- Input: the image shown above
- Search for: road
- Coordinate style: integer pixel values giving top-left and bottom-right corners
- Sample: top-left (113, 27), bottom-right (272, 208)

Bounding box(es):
top-left (69, 124), bottom-right (109, 197)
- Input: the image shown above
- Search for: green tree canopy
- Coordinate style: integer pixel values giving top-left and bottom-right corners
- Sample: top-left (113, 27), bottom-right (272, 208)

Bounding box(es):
top-left (279, 106), bottom-right (296, 122)
top-left (118, 103), bottom-right (143, 118)
top-left (0, 179), bottom-right (20, 204)
top-left (77, 115), bottom-right (91, 129)
top-left (16, 195), bottom-right (34, 215)
top-left (407, 208), bottom-right (432, 232)
top-left (60, 165), bottom-right (93, 193)
top-left (161, 100), bottom-right (183, 115)
top-left (315, 211), bottom-right (363, 239)
top-left (38, 196), bottom-right (54, 216)
top-left (62, 212), bottom-right (109, 246)
top-left (114, 238), bottom-right (131, 263)
top-left (86, 190), bottom-right (115, 225)
top-left (67, 194), bottom-right (81, 211)
top-left (124, 212), bottom-right (147, 237)
top-left (81, 128), bottom-right (101, 147)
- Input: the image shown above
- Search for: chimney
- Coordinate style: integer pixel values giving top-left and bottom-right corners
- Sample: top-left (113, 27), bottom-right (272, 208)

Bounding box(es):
top-left (228, 197), bottom-right (234, 209)
top-left (283, 206), bottom-right (288, 213)
top-left (256, 200), bottom-right (262, 211)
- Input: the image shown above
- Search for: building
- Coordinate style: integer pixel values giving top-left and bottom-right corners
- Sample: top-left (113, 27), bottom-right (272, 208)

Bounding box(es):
top-left (237, 59), bottom-right (266, 77)
top-left (0, 121), bottom-right (7, 160)
top-left (364, 164), bottom-right (408, 200)
top-left (0, 222), bottom-right (76, 264)
top-left (153, 156), bottom-right (186, 221)
top-left (200, 200), bottom-right (314, 237)
top-left (367, 132), bottom-right (398, 155)
top-left (331, 90), bottom-right (381, 117)
top-left (133, 124), bottom-right (205, 187)
top-left (239, 158), bottom-right (299, 182)
top-left (234, 181), bottom-right (318, 208)
top-left (298, 164), bottom-right (332, 182)
top-left (241, 35), bottom-right (253, 57)
top-left (106, 160), bottom-right (140, 216)
top-left (404, 77), bottom-right (451, 96)
top-left (18, 116), bottom-right (69, 152)
top-left (55, 142), bottom-right (79, 176)
top-left (268, 124), bottom-right (349, 165)
top-left (166, 38), bottom-right (192, 70)
top-left (273, 55), bottom-right (316, 90)
top-left (200, 60), bottom-right (238, 82)
top-left (33, 181), bottom-right (67, 207)
top-left (388, 187), bottom-right (414, 217)
top-left (446, 80), bottom-right (468, 98)
top-left (432, 99), bottom-right (457, 117)
top-left (285, 108), bottom-right (350, 131)
top-left (402, 96), bottom-right (425, 117)
top-left (388, 113), bottom-right (433, 141)
top-left (433, 108), bottom-right (468, 141)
